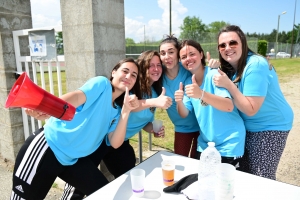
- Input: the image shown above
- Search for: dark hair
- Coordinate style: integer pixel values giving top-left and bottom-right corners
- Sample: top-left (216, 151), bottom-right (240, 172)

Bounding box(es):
top-left (109, 58), bottom-right (142, 107)
top-left (137, 50), bottom-right (163, 97)
top-left (179, 39), bottom-right (206, 67)
top-left (217, 25), bottom-right (255, 83)
top-left (159, 34), bottom-right (180, 59)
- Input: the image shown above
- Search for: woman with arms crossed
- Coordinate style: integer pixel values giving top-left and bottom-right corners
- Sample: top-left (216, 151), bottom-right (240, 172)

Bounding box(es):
top-left (214, 25), bottom-right (294, 179)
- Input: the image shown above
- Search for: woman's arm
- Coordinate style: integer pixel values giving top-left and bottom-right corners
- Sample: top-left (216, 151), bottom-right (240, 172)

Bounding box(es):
top-left (186, 75), bottom-right (233, 112)
top-left (108, 88), bottom-right (140, 148)
top-left (134, 87), bottom-right (172, 111)
top-left (214, 69), bottom-right (264, 116)
top-left (175, 82), bottom-right (190, 118)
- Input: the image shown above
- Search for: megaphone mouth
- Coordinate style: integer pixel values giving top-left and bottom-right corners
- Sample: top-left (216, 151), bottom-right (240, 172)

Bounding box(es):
top-left (5, 72), bottom-right (76, 121)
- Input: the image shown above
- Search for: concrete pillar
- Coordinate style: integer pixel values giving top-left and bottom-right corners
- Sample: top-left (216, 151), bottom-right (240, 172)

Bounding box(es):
top-left (60, 0), bottom-right (125, 91)
top-left (0, 1), bottom-right (32, 161)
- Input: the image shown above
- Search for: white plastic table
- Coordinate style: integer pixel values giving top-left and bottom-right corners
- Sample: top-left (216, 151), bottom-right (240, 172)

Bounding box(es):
top-left (85, 151), bottom-right (300, 200)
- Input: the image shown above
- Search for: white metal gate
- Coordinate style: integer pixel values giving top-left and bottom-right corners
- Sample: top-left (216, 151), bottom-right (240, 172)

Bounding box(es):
top-left (12, 26), bottom-right (65, 139)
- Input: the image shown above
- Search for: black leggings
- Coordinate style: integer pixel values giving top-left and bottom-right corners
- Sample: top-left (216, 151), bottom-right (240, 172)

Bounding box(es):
top-left (62, 140), bottom-right (136, 199)
top-left (195, 151), bottom-right (246, 172)
top-left (11, 128), bottom-right (109, 200)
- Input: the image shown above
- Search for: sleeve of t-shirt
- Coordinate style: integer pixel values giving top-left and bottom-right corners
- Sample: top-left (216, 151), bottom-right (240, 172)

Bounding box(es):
top-left (241, 58), bottom-right (269, 97)
top-left (78, 76), bottom-right (109, 111)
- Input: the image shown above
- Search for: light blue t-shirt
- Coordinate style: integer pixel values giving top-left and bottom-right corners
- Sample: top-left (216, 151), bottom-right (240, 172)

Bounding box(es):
top-left (106, 88), bottom-right (158, 145)
top-left (183, 67), bottom-right (246, 157)
top-left (236, 53), bottom-right (294, 132)
top-left (163, 62), bottom-right (200, 133)
top-left (44, 76), bottom-right (119, 165)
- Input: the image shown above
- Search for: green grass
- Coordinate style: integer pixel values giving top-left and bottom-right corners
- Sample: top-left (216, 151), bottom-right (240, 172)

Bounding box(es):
top-left (37, 58), bottom-right (300, 158)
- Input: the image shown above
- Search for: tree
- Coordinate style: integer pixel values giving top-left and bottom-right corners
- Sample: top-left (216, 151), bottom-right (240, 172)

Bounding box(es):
top-left (208, 21), bottom-right (230, 33)
top-left (179, 16), bottom-right (208, 42)
top-left (55, 32), bottom-right (64, 55)
top-left (126, 38), bottom-right (136, 45)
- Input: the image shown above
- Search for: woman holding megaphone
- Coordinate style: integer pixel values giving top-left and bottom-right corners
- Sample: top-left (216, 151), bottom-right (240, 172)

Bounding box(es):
top-left (10, 58), bottom-right (141, 199)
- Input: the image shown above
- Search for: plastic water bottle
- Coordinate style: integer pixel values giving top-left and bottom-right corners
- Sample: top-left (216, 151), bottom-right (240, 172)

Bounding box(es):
top-left (198, 142), bottom-right (221, 200)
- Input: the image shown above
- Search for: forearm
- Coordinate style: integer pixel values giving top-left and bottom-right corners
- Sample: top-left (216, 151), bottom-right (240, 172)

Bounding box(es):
top-left (60, 90), bottom-right (86, 108)
top-left (133, 99), bottom-right (156, 112)
top-left (227, 82), bottom-right (260, 116)
top-left (177, 102), bottom-right (189, 118)
top-left (142, 122), bottom-right (153, 133)
top-left (108, 109), bottom-right (131, 148)
top-left (201, 91), bottom-right (233, 112)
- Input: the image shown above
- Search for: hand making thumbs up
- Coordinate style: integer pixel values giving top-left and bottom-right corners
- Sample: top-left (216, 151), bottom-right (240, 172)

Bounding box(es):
top-left (174, 82), bottom-right (184, 103)
top-left (124, 87), bottom-right (139, 112)
top-left (206, 51), bottom-right (220, 69)
top-left (213, 69), bottom-right (231, 89)
top-left (154, 87), bottom-right (173, 109)
top-left (185, 74), bottom-right (202, 98)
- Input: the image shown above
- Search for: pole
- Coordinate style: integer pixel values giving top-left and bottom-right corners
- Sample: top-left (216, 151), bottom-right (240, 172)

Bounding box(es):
top-left (275, 15), bottom-right (280, 59)
top-left (290, 0), bottom-right (297, 58)
top-left (144, 25), bottom-right (145, 52)
top-left (169, 0), bottom-right (172, 35)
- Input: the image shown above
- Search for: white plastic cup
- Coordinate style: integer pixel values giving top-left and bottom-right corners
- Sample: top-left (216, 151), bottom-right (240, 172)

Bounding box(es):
top-left (130, 168), bottom-right (145, 198)
top-left (152, 119), bottom-right (163, 136)
top-left (215, 163), bottom-right (236, 200)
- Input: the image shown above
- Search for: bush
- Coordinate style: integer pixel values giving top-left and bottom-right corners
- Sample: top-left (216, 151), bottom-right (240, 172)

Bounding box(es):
top-left (258, 40), bottom-right (268, 56)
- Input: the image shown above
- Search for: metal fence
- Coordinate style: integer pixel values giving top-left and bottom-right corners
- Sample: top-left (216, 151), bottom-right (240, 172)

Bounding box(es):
top-left (267, 42), bottom-right (300, 57)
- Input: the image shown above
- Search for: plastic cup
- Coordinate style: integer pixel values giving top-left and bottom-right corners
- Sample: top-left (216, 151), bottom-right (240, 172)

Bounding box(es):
top-left (215, 163), bottom-right (236, 200)
top-left (152, 119), bottom-right (163, 136)
top-left (161, 160), bottom-right (175, 186)
top-left (130, 168), bottom-right (145, 198)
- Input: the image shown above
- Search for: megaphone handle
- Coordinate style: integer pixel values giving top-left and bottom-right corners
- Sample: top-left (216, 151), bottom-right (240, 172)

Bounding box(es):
top-left (58, 104), bottom-right (70, 119)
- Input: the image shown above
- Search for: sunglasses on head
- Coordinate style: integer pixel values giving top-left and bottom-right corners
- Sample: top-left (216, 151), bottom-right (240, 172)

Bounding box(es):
top-left (218, 40), bottom-right (239, 51)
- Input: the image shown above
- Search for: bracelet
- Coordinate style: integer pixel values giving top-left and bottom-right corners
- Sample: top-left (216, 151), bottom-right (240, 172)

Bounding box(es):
top-left (199, 89), bottom-right (205, 101)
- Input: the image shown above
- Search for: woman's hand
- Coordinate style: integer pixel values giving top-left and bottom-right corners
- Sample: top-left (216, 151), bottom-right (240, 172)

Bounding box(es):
top-left (152, 125), bottom-right (165, 138)
top-left (185, 75), bottom-right (202, 99)
top-left (123, 87), bottom-right (140, 112)
top-left (174, 82), bottom-right (184, 103)
top-left (25, 108), bottom-right (50, 121)
top-left (154, 87), bottom-right (172, 109)
top-left (207, 52), bottom-right (220, 69)
top-left (213, 69), bottom-right (232, 89)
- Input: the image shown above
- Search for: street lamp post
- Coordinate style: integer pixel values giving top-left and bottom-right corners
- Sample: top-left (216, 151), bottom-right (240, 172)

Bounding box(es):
top-left (290, 0), bottom-right (297, 58)
top-left (275, 11), bottom-right (287, 59)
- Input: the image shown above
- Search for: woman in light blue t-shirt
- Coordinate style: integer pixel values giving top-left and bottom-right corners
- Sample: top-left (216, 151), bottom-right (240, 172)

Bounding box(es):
top-left (11, 58), bottom-right (141, 199)
top-left (175, 39), bottom-right (246, 170)
top-left (214, 25), bottom-right (294, 180)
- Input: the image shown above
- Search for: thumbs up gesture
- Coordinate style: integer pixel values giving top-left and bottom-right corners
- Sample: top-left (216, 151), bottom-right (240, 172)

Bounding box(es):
top-left (213, 69), bottom-right (231, 89)
top-left (206, 52), bottom-right (220, 69)
top-left (154, 87), bottom-right (172, 109)
top-left (124, 87), bottom-right (139, 112)
top-left (185, 75), bottom-right (202, 98)
top-left (174, 82), bottom-right (184, 103)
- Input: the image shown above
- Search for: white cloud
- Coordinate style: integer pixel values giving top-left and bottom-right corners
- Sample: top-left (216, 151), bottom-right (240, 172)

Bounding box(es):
top-left (125, 0), bottom-right (188, 42)
top-left (31, 0), bottom-right (61, 28)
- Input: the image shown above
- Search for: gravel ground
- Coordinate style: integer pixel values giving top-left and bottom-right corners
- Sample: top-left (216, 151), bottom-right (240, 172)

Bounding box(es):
top-left (0, 78), bottom-right (299, 199)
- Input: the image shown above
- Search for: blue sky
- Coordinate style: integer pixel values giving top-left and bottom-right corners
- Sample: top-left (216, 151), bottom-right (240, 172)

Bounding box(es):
top-left (31, 0), bottom-right (299, 42)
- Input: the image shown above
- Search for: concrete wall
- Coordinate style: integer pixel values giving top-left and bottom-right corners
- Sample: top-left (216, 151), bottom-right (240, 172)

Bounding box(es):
top-left (60, 0), bottom-right (125, 91)
top-left (0, 0), bottom-right (32, 162)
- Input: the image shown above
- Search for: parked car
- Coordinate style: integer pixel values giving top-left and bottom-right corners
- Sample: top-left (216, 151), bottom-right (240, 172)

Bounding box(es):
top-left (266, 52), bottom-right (275, 58)
top-left (276, 52), bottom-right (291, 58)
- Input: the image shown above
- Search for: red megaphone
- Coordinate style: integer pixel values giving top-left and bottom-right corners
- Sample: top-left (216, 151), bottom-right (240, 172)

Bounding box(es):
top-left (5, 72), bottom-right (75, 121)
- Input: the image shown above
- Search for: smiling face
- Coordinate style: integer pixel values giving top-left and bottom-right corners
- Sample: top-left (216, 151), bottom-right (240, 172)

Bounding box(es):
top-left (148, 55), bottom-right (162, 85)
top-left (218, 31), bottom-right (242, 69)
top-left (179, 45), bottom-right (203, 73)
top-left (111, 62), bottom-right (138, 92)
top-left (159, 43), bottom-right (179, 70)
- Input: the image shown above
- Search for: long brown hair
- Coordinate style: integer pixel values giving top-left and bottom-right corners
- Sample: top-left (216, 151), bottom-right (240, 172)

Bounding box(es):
top-left (137, 50), bottom-right (163, 97)
top-left (217, 25), bottom-right (255, 83)
top-left (109, 58), bottom-right (142, 107)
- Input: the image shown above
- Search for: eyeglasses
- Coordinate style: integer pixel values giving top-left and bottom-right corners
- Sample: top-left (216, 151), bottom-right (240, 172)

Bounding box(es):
top-left (218, 40), bottom-right (239, 51)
